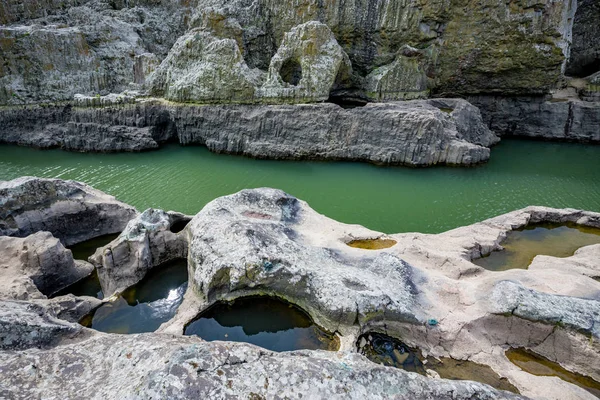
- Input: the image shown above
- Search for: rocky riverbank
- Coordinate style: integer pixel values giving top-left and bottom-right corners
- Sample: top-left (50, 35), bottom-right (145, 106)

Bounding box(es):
top-left (0, 98), bottom-right (498, 166)
top-left (1, 177), bottom-right (599, 399)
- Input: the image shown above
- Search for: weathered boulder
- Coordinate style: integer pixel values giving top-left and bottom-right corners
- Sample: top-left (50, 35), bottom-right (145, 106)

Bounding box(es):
top-left (259, 21), bottom-right (352, 103)
top-left (180, 188), bottom-right (419, 334)
top-left (90, 208), bottom-right (189, 297)
top-left (0, 300), bottom-right (84, 350)
top-left (0, 300), bottom-right (523, 399)
top-left (38, 294), bottom-right (103, 323)
top-left (0, 177), bottom-right (137, 245)
top-left (148, 28), bottom-right (265, 103)
top-left (0, 232), bottom-right (93, 299)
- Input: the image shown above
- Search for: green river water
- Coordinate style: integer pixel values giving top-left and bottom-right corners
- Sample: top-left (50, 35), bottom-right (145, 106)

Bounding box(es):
top-left (1, 139), bottom-right (599, 234)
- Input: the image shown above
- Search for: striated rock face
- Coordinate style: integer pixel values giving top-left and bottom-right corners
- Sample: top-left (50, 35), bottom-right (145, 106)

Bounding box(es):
top-left (90, 208), bottom-right (190, 298)
top-left (469, 96), bottom-right (600, 142)
top-left (0, 177), bottom-right (137, 245)
top-left (0, 303), bottom-right (523, 400)
top-left (0, 98), bottom-right (498, 166)
top-left (0, 232), bottom-right (93, 299)
top-left (0, 0), bottom-right (581, 105)
top-left (172, 98), bottom-right (498, 166)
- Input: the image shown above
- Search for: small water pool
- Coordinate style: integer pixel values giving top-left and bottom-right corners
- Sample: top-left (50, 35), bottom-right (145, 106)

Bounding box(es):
top-left (358, 332), bottom-right (518, 393)
top-left (67, 233), bottom-right (120, 261)
top-left (346, 238), bottom-right (397, 250)
top-left (82, 259), bottom-right (188, 334)
top-left (184, 296), bottom-right (339, 352)
top-left (506, 348), bottom-right (600, 397)
top-left (473, 223), bottom-right (600, 271)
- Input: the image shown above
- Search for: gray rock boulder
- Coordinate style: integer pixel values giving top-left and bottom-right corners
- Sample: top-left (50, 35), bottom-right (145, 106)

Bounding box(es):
top-left (181, 188), bottom-right (420, 334)
top-left (0, 300), bottom-right (83, 350)
top-left (90, 208), bottom-right (189, 297)
top-left (365, 45), bottom-right (434, 102)
top-left (0, 232), bottom-right (93, 299)
top-left (148, 28), bottom-right (265, 103)
top-left (0, 177), bottom-right (137, 245)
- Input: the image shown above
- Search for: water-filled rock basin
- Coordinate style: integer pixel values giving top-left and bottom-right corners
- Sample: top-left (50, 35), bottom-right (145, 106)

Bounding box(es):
top-left (82, 260), bottom-right (188, 334)
top-left (474, 223), bottom-right (600, 271)
top-left (184, 296), bottom-right (339, 352)
top-left (358, 332), bottom-right (518, 393)
top-left (506, 348), bottom-right (600, 397)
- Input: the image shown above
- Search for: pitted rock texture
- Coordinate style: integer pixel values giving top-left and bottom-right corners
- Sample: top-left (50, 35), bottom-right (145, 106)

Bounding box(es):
top-left (148, 28), bottom-right (265, 103)
top-left (0, 232), bottom-right (93, 299)
top-left (90, 208), bottom-right (189, 297)
top-left (0, 98), bottom-right (498, 166)
top-left (0, 304), bottom-right (524, 399)
top-left (0, 177), bottom-right (137, 245)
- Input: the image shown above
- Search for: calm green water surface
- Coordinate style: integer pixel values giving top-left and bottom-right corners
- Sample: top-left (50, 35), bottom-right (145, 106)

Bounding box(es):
top-left (1, 139), bottom-right (599, 234)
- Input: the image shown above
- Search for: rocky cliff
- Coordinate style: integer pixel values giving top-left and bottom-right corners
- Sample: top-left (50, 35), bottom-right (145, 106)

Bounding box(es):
top-left (0, 0), bottom-right (598, 155)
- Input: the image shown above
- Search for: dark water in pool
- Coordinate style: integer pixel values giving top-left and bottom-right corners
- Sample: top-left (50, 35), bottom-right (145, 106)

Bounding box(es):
top-left (83, 259), bottom-right (188, 334)
top-left (506, 348), bottom-right (600, 397)
top-left (184, 297), bottom-right (339, 352)
top-left (67, 233), bottom-right (120, 261)
top-left (473, 223), bottom-right (600, 271)
top-left (52, 269), bottom-right (103, 299)
top-left (358, 332), bottom-right (518, 393)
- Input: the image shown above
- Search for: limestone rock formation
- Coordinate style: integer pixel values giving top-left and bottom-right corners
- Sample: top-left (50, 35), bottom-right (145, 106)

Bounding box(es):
top-left (172, 99), bottom-right (497, 166)
top-left (259, 21), bottom-right (352, 103)
top-left (566, 0), bottom-right (600, 77)
top-left (148, 28), bottom-right (265, 103)
top-left (90, 208), bottom-right (190, 297)
top-left (0, 232), bottom-right (93, 299)
top-left (469, 96), bottom-right (600, 142)
top-left (0, 98), bottom-right (498, 166)
top-left (0, 177), bottom-right (137, 245)
top-left (0, 99), bottom-right (176, 152)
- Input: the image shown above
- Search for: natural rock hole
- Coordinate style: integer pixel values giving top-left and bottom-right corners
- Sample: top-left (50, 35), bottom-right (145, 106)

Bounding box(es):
top-left (280, 59), bottom-right (303, 86)
top-left (358, 333), bottom-right (518, 393)
top-left (184, 296), bottom-right (339, 352)
top-left (347, 238), bottom-right (397, 250)
top-left (506, 348), bottom-right (600, 397)
top-left (327, 94), bottom-right (368, 109)
top-left (81, 259), bottom-right (188, 334)
top-left (473, 222), bottom-right (600, 271)
top-left (169, 218), bottom-right (190, 234)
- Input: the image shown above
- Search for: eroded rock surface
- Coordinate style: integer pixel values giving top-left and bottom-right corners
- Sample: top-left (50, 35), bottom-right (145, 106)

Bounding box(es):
top-left (0, 177), bottom-right (137, 245)
top-left (0, 232), bottom-right (93, 299)
top-left (0, 300), bottom-right (523, 399)
top-left (90, 208), bottom-right (189, 297)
